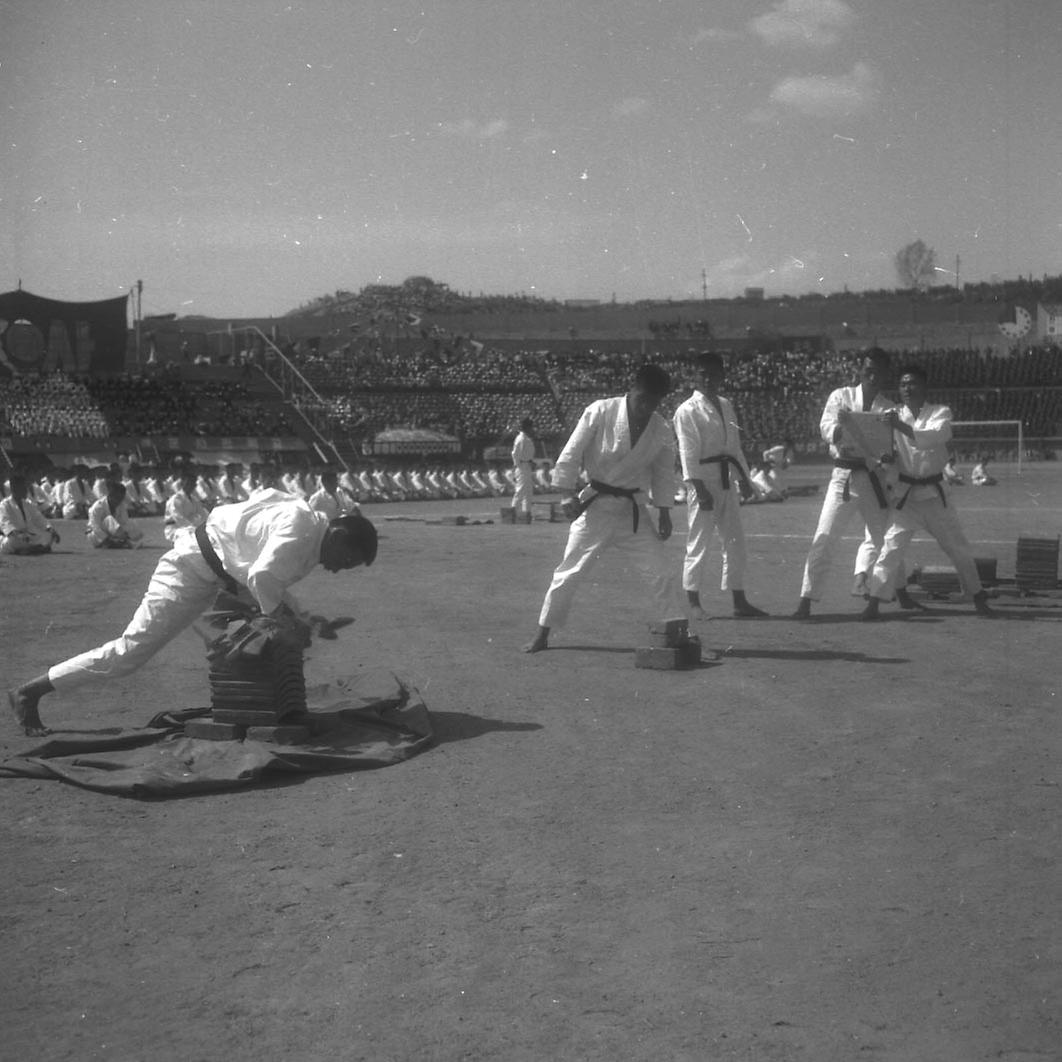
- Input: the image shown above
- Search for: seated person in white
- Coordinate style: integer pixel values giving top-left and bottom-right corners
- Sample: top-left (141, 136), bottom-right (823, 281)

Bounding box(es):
top-left (943, 456), bottom-right (964, 485)
top-left (61, 468), bottom-right (94, 519)
top-left (164, 473), bottom-right (210, 542)
top-left (216, 463), bottom-right (249, 506)
top-left (86, 481), bottom-right (144, 549)
top-left (308, 469), bottom-right (359, 519)
top-left (746, 461), bottom-right (785, 502)
top-left (971, 456), bottom-right (997, 486)
top-left (1, 474), bottom-right (61, 554)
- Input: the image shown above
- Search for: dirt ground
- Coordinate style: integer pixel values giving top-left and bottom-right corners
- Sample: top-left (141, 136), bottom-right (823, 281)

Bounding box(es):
top-left (2, 467), bottom-right (1060, 1062)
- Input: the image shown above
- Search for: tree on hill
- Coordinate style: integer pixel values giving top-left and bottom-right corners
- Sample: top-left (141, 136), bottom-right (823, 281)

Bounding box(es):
top-left (895, 240), bottom-right (936, 291)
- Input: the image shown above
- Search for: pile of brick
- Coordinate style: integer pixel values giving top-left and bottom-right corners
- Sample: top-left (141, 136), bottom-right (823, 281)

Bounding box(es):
top-left (635, 618), bottom-right (702, 670)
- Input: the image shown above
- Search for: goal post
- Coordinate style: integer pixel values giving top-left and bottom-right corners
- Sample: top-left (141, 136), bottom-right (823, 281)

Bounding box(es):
top-left (951, 420), bottom-right (1024, 473)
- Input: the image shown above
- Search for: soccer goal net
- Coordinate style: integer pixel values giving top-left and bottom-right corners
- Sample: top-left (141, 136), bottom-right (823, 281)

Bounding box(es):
top-left (951, 420), bottom-right (1024, 472)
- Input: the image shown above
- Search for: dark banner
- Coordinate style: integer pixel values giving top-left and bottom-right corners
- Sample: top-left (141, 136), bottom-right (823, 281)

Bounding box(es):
top-left (0, 288), bottom-right (129, 375)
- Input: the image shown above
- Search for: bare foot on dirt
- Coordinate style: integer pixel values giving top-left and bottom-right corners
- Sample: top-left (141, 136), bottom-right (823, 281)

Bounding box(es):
top-left (8, 687), bottom-right (52, 737)
top-left (523, 629), bottom-right (550, 653)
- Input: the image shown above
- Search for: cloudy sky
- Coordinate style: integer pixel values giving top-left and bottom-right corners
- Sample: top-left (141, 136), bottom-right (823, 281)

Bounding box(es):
top-left (2, 0), bottom-right (1060, 317)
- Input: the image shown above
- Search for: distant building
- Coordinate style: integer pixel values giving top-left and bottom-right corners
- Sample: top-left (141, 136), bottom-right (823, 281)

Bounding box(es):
top-left (744, 287), bottom-right (765, 301)
top-left (1036, 302), bottom-right (1062, 342)
top-left (564, 299), bottom-right (602, 308)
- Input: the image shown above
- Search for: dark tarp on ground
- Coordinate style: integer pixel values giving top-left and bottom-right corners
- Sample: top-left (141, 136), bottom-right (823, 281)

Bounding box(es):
top-left (0, 670), bottom-right (433, 798)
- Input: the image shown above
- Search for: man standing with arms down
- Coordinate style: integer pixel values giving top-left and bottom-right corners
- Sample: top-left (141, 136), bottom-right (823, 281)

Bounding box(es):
top-left (861, 365), bottom-right (992, 619)
top-left (793, 348), bottom-right (919, 618)
top-left (8, 489), bottom-right (378, 736)
top-left (674, 352), bottom-right (766, 620)
top-left (511, 417), bottom-right (536, 519)
top-left (523, 364), bottom-right (681, 653)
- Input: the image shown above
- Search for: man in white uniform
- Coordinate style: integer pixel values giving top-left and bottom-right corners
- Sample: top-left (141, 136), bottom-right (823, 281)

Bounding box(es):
top-left (86, 481), bottom-right (144, 549)
top-left (862, 365), bottom-right (992, 620)
top-left (164, 472), bottom-right (210, 542)
top-left (7, 491), bottom-right (378, 735)
top-left (308, 468), bottom-right (359, 519)
top-left (511, 417), bottom-right (536, 517)
top-left (673, 352), bottom-right (766, 619)
top-left (793, 349), bottom-right (918, 619)
top-left (1, 474), bottom-right (60, 554)
top-left (524, 364), bottom-right (681, 653)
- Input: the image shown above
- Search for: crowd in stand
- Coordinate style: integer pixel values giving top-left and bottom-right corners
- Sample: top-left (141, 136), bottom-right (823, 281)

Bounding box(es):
top-left (2, 346), bottom-right (1060, 458)
top-left (0, 373), bottom-right (297, 439)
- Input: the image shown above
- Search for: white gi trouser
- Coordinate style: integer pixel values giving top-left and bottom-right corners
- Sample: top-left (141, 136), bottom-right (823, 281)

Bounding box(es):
top-left (48, 531), bottom-right (222, 690)
top-left (538, 496), bottom-right (680, 629)
top-left (799, 466), bottom-right (900, 600)
top-left (683, 488), bottom-right (746, 592)
top-left (868, 486), bottom-right (983, 601)
top-left (513, 464), bottom-right (534, 513)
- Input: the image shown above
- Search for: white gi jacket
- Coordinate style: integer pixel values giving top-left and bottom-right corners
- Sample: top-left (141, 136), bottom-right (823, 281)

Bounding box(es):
top-left (673, 390), bottom-right (750, 491)
top-left (203, 489), bottom-right (331, 615)
top-left (552, 395), bottom-right (677, 507)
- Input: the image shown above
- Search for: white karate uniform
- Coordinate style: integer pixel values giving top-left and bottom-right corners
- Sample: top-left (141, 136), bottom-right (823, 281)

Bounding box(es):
top-left (48, 491), bottom-right (331, 691)
top-left (61, 477), bottom-right (93, 519)
top-left (511, 431), bottom-right (535, 514)
top-left (164, 490), bottom-right (209, 542)
top-left (308, 486), bottom-right (356, 519)
top-left (538, 395), bottom-right (681, 630)
top-left (868, 403), bottom-right (983, 600)
top-left (798, 385), bottom-right (901, 601)
top-left (0, 495), bottom-right (55, 553)
top-left (86, 497), bottom-right (144, 548)
top-left (673, 390), bottom-right (752, 593)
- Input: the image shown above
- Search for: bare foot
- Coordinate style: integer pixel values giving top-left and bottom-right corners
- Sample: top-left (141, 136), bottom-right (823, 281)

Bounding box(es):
top-left (792, 599), bottom-right (812, 620)
top-left (973, 591), bottom-right (994, 617)
top-left (851, 573), bottom-right (869, 598)
top-left (689, 605), bottom-right (709, 622)
top-left (8, 687), bottom-right (52, 737)
top-left (523, 631), bottom-right (550, 653)
top-left (860, 599), bottom-right (882, 622)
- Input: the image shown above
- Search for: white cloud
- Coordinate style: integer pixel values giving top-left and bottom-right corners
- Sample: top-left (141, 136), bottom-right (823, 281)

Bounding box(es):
top-left (691, 27), bottom-right (743, 46)
top-left (613, 97), bottom-right (650, 118)
top-left (436, 118), bottom-right (509, 139)
top-left (750, 0), bottom-right (855, 49)
top-left (769, 61), bottom-right (880, 118)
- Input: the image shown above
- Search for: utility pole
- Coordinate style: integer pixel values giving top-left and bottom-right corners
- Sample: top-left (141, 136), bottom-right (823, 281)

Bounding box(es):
top-left (955, 254), bottom-right (961, 293)
top-left (135, 279), bottom-right (143, 369)
top-left (702, 268), bottom-right (708, 302)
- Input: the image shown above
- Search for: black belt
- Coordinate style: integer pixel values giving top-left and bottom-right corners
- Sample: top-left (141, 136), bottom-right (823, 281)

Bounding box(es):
top-left (896, 472), bottom-right (945, 510)
top-left (698, 454), bottom-right (750, 494)
top-left (833, 458), bottom-right (888, 509)
top-left (195, 524), bottom-right (239, 594)
top-left (586, 479), bottom-right (642, 532)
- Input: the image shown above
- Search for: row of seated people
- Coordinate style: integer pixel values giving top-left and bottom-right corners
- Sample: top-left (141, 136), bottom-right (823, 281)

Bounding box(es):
top-left (1, 455), bottom-right (559, 555)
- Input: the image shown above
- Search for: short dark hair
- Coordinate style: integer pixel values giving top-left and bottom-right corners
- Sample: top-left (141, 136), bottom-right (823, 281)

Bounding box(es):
top-left (861, 347), bottom-right (891, 370)
top-left (632, 363), bottom-right (671, 397)
top-left (329, 513), bottom-right (378, 566)
top-left (898, 363), bottom-right (928, 384)
top-left (694, 351), bottom-right (725, 376)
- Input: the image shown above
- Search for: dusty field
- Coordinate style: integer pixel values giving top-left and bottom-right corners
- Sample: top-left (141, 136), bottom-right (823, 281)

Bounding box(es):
top-left (2, 467), bottom-right (1060, 1062)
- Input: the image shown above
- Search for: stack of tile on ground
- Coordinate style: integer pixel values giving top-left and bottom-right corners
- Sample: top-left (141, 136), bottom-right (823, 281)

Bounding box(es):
top-left (918, 565), bottom-right (962, 597)
top-left (635, 618), bottom-right (702, 670)
top-left (1015, 535), bottom-right (1061, 592)
top-left (186, 617), bottom-right (312, 743)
